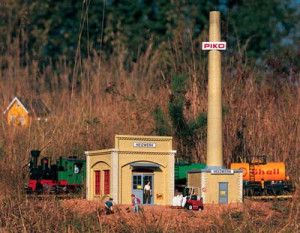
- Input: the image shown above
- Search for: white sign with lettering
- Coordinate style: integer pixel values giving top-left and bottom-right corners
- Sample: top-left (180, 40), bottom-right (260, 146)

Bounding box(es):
top-left (202, 42), bottom-right (227, 50)
top-left (211, 169), bottom-right (234, 175)
top-left (133, 142), bottom-right (156, 148)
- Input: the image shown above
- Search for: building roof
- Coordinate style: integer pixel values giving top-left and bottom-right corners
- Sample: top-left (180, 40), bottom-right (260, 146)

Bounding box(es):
top-left (130, 162), bottom-right (161, 168)
top-left (3, 97), bottom-right (50, 117)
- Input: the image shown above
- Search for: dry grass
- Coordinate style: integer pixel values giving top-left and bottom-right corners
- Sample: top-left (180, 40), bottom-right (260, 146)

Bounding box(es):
top-left (0, 196), bottom-right (299, 233)
top-left (0, 40), bottom-right (298, 168)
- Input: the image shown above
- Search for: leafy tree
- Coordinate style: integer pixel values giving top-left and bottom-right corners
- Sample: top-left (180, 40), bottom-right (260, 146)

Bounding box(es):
top-left (0, 0), bottom-right (298, 69)
top-left (28, 0), bottom-right (83, 61)
top-left (226, 0), bottom-right (298, 58)
top-left (0, 0), bottom-right (218, 64)
top-left (168, 74), bottom-right (207, 161)
top-left (153, 106), bottom-right (170, 136)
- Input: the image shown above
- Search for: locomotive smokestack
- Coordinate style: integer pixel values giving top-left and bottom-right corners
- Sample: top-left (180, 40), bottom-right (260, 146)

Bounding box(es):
top-left (31, 150), bottom-right (40, 168)
top-left (206, 11), bottom-right (223, 168)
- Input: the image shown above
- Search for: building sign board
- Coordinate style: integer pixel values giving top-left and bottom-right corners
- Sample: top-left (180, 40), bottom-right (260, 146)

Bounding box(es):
top-left (211, 169), bottom-right (234, 175)
top-left (133, 142), bottom-right (156, 148)
top-left (202, 42), bottom-right (226, 50)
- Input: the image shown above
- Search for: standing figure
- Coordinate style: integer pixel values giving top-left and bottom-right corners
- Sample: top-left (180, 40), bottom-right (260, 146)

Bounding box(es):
top-left (131, 194), bottom-right (140, 213)
top-left (144, 181), bottom-right (151, 204)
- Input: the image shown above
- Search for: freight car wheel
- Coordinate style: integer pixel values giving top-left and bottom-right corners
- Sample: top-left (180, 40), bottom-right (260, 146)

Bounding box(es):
top-left (249, 189), bottom-right (255, 197)
top-left (261, 189), bottom-right (267, 196)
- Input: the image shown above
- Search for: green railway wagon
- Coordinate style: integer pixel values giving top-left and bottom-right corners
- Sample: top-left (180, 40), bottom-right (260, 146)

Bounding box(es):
top-left (57, 157), bottom-right (86, 188)
top-left (175, 163), bottom-right (206, 190)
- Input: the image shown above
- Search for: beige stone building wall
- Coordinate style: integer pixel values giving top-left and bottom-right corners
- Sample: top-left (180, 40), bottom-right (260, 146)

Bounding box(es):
top-left (85, 150), bottom-right (112, 201)
top-left (118, 152), bottom-right (171, 204)
top-left (187, 173), bottom-right (202, 188)
top-left (187, 171), bottom-right (243, 204)
top-left (85, 135), bottom-right (175, 205)
top-left (202, 172), bottom-right (243, 204)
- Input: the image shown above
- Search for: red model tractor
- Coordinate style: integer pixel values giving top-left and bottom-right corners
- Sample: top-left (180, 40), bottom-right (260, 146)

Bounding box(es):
top-left (184, 187), bottom-right (204, 211)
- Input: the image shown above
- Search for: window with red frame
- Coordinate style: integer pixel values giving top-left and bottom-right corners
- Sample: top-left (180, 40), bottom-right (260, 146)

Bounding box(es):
top-left (104, 170), bottom-right (110, 195)
top-left (95, 170), bottom-right (101, 195)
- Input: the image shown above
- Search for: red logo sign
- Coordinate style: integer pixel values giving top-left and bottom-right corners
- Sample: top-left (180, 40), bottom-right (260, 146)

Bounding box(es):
top-left (202, 42), bottom-right (226, 50)
top-left (239, 167), bottom-right (247, 177)
top-left (250, 168), bottom-right (280, 175)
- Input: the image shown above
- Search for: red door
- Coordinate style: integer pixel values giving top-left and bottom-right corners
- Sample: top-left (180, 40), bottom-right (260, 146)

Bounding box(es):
top-left (104, 170), bottom-right (110, 195)
top-left (95, 171), bottom-right (101, 195)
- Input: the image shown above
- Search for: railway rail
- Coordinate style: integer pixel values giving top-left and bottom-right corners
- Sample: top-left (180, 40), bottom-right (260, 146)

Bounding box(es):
top-left (244, 195), bottom-right (293, 201)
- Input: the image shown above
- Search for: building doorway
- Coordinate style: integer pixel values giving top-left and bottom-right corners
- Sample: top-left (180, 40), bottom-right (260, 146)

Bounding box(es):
top-left (219, 182), bottom-right (228, 204)
top-left (132, 174), bottom-right (154, 205)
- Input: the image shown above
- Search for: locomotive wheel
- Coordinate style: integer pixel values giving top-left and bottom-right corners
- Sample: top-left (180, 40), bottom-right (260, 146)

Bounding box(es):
top-left (35, 182), bottom-right (43, 194)
top-left (188, 205), bottom-right (193, 210)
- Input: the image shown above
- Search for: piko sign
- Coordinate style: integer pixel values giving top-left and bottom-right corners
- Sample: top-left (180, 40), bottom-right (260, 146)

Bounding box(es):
top-left (202, 42), bottom-right (226, 50)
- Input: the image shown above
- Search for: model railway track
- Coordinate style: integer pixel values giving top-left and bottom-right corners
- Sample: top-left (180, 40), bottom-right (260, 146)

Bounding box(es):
top-left (244, 195), bottom-right (293, 201)
top-left (26, 194), bottom-right (84, 200)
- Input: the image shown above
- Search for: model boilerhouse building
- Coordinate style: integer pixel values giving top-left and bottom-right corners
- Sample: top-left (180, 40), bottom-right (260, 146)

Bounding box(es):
top-left (188, 11), bottom-right (243, 204)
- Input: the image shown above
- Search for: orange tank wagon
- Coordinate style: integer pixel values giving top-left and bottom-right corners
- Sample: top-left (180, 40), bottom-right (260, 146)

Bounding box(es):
top-left (230, 161), bottom-right (294, 196)
top-left (230, 162), bottom-right (286, 182)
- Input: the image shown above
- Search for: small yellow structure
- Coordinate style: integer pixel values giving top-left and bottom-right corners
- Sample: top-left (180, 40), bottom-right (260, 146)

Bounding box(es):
top-left (85, 135), bottom-right (176, 205)
top-left (3, 97), bottom-right (50, 127)
top-left (188, 169), bottom-right (243, 204)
